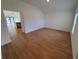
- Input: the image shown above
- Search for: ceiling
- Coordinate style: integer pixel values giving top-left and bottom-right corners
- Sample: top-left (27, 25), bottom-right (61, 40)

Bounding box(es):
top-left (21, 0), bottom-right (77, 14)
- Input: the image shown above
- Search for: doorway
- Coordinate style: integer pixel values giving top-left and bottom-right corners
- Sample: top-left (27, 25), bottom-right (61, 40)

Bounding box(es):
top-left (3, 10), bottom-right (22, 38)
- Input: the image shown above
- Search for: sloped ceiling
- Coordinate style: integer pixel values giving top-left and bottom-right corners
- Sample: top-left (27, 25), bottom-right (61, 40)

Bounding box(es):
top-left (21, 0), bottom-right (77, 14)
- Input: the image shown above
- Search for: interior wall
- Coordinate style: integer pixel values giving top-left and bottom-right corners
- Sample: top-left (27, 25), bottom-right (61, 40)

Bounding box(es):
top-left (2, 0), bottom-right (44, 33)
top-left (2, 0), bottom-right (76, 34)
top-left (1, 11), bottom-right (11, 46)
top-left (2, 0), bottom-right (77, 47)
top-left (71, 22), bottom-right (78, 59)
top-left (45, 11), bottom-right (74, 32)
top-left (71, 7), bottom-right (78, 59)
top-left (21, 4), bottom-right (44, 33)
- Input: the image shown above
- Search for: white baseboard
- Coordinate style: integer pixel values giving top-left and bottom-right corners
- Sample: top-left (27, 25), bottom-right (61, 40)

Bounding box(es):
top-left (44, 26), bottom-right (70, 32)
top-left (25, 26), bottom-right (44, 34)
top-left (1, 40), bottom-right (11, 46)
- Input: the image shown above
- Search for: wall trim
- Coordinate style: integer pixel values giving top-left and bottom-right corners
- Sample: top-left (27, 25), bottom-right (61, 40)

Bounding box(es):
top-left (1, 40), bottom-right (11, 46)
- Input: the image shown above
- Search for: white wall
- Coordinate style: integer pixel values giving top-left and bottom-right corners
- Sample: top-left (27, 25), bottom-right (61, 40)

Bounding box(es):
top-left (21, 0), bottom-right (77, 32)
top-left (2, 0), bottom-right (75, 33)
top-left (2, 1), bottom-right (78, 59)
top-left (71, 7), bottom-right (78, 59)
top-left (2, 0), bottom-right (44, 33)
top-left (45, 11), bottom-right (74, 32)
top-left (71, 22), bottom-right (78, 59)
top-left (20, 4), bottom-right (44, 33)
top-left (1, 12), bottom-right (11, 46)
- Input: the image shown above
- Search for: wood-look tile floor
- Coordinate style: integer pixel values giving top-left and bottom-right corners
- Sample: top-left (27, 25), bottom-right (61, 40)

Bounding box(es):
top-left (2, 28), bottom-right (73, 59)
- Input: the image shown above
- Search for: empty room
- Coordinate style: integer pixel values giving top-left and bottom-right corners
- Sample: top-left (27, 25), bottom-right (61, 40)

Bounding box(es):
top-left (1, 0), bottom-right (78, 59)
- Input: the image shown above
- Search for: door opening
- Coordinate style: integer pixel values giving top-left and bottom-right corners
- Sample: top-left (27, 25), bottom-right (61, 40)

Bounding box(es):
top-left (3, 10), bottom-right (22, 38)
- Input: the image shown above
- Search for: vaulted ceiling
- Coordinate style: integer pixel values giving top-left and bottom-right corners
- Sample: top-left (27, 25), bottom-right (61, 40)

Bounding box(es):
top-left (21, 0), bottom-right (77, 14)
